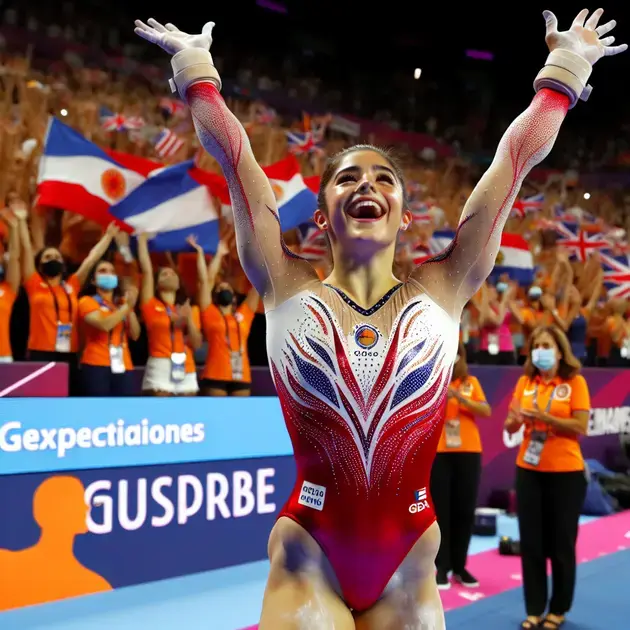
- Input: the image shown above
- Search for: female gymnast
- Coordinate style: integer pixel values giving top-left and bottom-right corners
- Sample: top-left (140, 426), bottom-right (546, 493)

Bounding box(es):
top-left (135, 9), bottom-right (624, 629)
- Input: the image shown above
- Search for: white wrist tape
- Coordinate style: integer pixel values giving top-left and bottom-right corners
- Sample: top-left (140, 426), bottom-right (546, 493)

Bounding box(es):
top-left (533, 49), bottom-right (592, 109)
top-left (168, 48), bottom-right (222, 99)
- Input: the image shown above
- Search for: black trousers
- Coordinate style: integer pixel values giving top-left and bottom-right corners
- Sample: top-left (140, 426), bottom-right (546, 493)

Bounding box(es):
top-left (79, 364), bottom-right (135, 396)
top-left (430, 452), bottom-right (482, 573)
top-left (516, 467), bottom-right (587, 616)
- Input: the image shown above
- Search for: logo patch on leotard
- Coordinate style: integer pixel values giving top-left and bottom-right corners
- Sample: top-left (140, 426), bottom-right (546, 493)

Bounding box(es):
top-left (409, 487), bottom-right (430, 514)
top-left (298, 480), bottom-right (326, 511)
top-left (354, 324), bottom-right (379, 349)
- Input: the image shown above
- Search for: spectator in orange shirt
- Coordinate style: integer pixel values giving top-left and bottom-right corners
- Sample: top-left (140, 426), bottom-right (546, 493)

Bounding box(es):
top-left (505, 326), bottom-right (590, 630)
top-left (431, 341), bottom-right (491, 591)
top-left (194, 238), bottom-right (258, 396)
top-left (78, 261), bottom-right (141, 396)
top-left (137, 233), bottom-right (202, 396)
top-left (0, 210), bottom-right (21, 362)
top-left (15, 198), bottom-right (120, 394)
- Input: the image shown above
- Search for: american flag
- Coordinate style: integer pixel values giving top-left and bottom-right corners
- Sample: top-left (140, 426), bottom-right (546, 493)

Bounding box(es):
top-left (154, 128), bottom-right (185, 159)
top-left (409, 200), bottom-right (434, 224)
top-left (600, 253), bottom-right (630, 299)
top-left (100, 107), bottom-right (145, 132)
top-left (511, 193), bottom-right (544, 219)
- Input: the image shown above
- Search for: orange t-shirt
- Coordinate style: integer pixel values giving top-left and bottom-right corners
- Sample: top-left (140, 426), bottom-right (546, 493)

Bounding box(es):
top-left (24, 273), bottom-right (81, 353)
top-left (201, 303), bottom-right (255, 382)
top-left (512, 374), bottom-right (590, 472)
top-left (140, 297), bottom-right (197, 373)
top-left (78, 296), bottom-right (133, 370)
top-left (437, 376), bottom-right (487, 453)
top-left (0, 282), bottom-right (17, 358)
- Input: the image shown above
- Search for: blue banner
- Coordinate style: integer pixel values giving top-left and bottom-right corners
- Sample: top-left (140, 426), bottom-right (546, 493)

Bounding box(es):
top-left (0, 398), bottom-right (293, 476)
top-left (0, 457), bottom-right (296, 611)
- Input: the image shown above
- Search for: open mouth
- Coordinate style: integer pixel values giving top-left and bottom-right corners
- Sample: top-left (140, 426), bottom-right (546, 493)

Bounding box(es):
top-left (345, 198), bottom-right (386, 221)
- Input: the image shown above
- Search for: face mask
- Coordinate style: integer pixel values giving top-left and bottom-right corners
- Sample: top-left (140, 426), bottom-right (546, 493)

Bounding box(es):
top-left (41, 259), bottom-right (64, 278)
top-left (216, 289), bottom-right (233, 306)
top-left (95, 273), bottom-right (118, 290)
top-left (496, 282), bottom-right (508, 293)
top-left (531, 347), bottom-right (557, 371)
top-left (528, 288), bottom-right (542, 300)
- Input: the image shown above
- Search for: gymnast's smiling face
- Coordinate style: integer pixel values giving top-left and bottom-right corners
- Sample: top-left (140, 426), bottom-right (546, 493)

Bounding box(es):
top-left (314, 148), bottom-right (412, 259)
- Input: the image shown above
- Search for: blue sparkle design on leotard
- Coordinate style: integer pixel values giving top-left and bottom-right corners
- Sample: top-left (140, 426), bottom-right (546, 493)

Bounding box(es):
top-left (396, 340), bottom-right (426, 376)
top-left (390, 342), bottom-right (443, 409)
top-left (305, 336), bottom-right (336, 373)
top-left (289, 346), bottom-right (339, 407)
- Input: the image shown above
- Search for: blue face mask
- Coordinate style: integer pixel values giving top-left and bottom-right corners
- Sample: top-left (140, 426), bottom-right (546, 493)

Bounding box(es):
top-left (95, 273), bottom-right (118, 290)
top-left (496, 282), bottom-right (508, 293)
top-left (531, 347), bottom-right (556, 371)
top-left (528, 287), bottom-right (543, 300)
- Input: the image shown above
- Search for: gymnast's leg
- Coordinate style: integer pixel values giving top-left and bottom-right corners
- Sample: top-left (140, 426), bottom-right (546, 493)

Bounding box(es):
top-left (259, 517), bottom-right (355, 630)
top-left (354, 522), bottom-right (445, 630)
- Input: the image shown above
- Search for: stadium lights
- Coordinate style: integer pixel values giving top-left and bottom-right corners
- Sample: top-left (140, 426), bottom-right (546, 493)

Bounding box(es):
top-left (414, 68), bottom-right (421, 80)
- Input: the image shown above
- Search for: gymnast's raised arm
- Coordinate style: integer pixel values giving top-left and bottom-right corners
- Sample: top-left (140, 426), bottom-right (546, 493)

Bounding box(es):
top-left (411, 8), bottom-right (626, 315)
top-left (134, 19), bottom-right (318, 309)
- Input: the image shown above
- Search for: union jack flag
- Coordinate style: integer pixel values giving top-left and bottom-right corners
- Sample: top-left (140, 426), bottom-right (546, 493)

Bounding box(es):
top-left (511, 193), bottom-right (544, 219)
top-left (100, 107), bottom-right (145, 132)
top-left (600, 252), bottom-right (630, 299)
top-left (286, 130), bottom-right (324, 155)
top-left (553, 221), bottom-right (611, 262)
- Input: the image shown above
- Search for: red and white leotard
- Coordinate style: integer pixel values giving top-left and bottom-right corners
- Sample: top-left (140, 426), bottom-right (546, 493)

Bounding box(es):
top-left (185, 75), bottom-right (570, 610)
top-left (267, 281), bottom-right (459, 611)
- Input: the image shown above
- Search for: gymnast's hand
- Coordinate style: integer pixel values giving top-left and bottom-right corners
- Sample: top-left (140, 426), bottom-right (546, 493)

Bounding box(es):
top-left (133, 18), bottom-right (214, 55)
top-left (543, 8), bottom-right (627, 64)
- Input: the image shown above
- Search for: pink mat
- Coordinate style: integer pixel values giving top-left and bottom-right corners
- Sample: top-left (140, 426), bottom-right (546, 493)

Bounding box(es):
top-left (441, 510), bottom-right (630, 611)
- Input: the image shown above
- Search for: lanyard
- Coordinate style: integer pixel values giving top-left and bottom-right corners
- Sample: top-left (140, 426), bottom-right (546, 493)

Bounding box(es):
top-left (532, 383), bottom-right (557, 413)
top-left (93, 295), bottom-right (125, 347)
top-left (161, 302), bottom-right (183, 353)
top-left (220, 311), bottom-right (241, 353)
top-left (47, 280), bottom-right (72, 325)
top-left (530, 382), bottom-right (557, 435)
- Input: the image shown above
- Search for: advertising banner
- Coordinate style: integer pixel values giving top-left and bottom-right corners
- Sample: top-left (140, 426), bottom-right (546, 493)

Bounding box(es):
top-left (0, 456), bottom-right (295, 611)
top-left (0, 398), bottom-right (292, 476)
